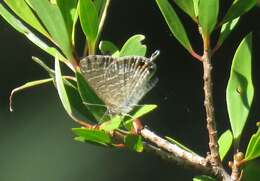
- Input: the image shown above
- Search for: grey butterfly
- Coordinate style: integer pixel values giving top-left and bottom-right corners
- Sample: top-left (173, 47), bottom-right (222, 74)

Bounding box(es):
top-left (79, 51), bottom-right (159, 117)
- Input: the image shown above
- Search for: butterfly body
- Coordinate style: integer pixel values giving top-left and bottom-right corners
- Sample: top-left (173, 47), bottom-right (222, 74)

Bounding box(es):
top-left (79, 52), bottom-right (159, 116)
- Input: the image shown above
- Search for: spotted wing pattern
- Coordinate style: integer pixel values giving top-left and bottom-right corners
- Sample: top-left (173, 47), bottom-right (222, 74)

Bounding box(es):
top-left (79, 54), bottom-right (158, 115)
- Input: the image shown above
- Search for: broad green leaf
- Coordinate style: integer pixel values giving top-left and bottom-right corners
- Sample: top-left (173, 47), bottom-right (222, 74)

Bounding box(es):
top-left (221, 0), bottom-right (257, 24)
top-left (123, 105), bottom-right (157, 130)
top-left (245, 125), bottom-right (260, 161)
top-left (26, 0), bottom-right (73, 59)
top-left (198, 0), bottom-right (219, 36)
top-left (72, 128), bottom-right (111, 145)
top-left (79, 0), bottom-right (99, 52)
top-left (174, 0), bottom-right (196, 21)
top-left (55, 59), bottom-right (95, 122)
top-left (227, 33), bottom-right (254, 140)
top-left (76, 71), bottom-right (108, 123)
top-left (3, 0), bottom-right (49, 37)
top-left (119, 34), bottom-right (147, 57)
top-left (100, 115), bottom-right (122, 132)
top-left (217, 17), bottom-right (240, 48)
top-left (124, 135), bottom-right (143, 152)
top-left (193, 175), bottom-right (216, 181)
top-left (0, 4), bottom-right (66, 61)
top-left (9, 78), bottom-right (53, 112)
top-left (165, 136), bottom-right (196, 154)
top-left (99, 40), bottom-right (120, 57)
top-left (56, 0), bottom-right (78, 37)
top-left (242, 159), bottom-right (260, 181)
top-left (218, 130), bottom-right (233, 160)
top-left (156, 0), bottom-right (192, 52)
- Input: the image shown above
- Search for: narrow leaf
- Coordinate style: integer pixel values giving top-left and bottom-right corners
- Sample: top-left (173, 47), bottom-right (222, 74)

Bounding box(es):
top-left (100, 115), bottom-right (122, 132)
top-left (99, 40), bottom-right (119, 56)
top-left (119, 34), bottom-right (147, 57)
top-left (124, 135), bottom-right (143, 152)
top-left (218, 130), bottom-right (233, 160)
top-left (221, 0), bottom-right (257, 24)
top-left (56, 0), bottom-right (78, 37)
top-left (26, 0), bottom-right (73, 59)
top-left (32, 56), bottom-right (55, 78)
top-left (72, 128), bottom-right (111, 145)
top-left (3, 0), bottom-right (49, 37)
top-left (55, 58), bottom-right (72, 114)
top-left (193, 175), bottom-right (216, 181)
top-left (79, 0), bottom-right (99, 48)
top-left (123, 105), bottom-right (157, 130)
top-left (94, 0), bottom-right (106, 18)
top-left (0, 4), bottom-right (66, 61)
top-left (198, 0), bottom-right (219, 36)
top-left (76, 71), bottom-right (108, 123)
top-left (165, 136), bottom-right (196, 154)
top-left (156, 0), bottom-right (192, 52)
top-left (55, 59), bottom-right (95, 122)
top-left (174, 0), bottom-right (196, 21)
top-left (245, 125), bottom-right (260, 161)
top-left (226, 33), bottom-right (254, 140)
top-left (9, 78), bottom-right (53, 112)
top-left (193, 0), bottom-right (199, 17)
top-left (217, 17), bottom-right (240, 48)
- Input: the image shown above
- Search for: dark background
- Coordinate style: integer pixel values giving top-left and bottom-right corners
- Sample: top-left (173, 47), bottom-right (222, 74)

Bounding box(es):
top-left (0, 1), bottom-right (259, 181)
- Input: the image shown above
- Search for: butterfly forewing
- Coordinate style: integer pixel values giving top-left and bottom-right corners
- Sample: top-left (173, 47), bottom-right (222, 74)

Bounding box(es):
top-left (79, 54), bottom-right (157, 115)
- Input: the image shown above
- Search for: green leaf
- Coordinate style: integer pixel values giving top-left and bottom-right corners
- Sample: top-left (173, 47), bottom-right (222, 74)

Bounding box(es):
top-left (156, 0), bottom-right (192, 52)
top-left (9, 78), bottom-right (53, 112)
top-left (123, 105), bottom-right (157, 130)
top-left (242, 159), bottom-right (260, 181)
top-left (0, 4), bottom-right (66, 61)
top-left (99, 40), bottom-right (120, 56)
top-left (226, 33), bottom-right (254, 140)
top-left (193, 0), bottom-right (199, 17)
top-left (174, 0), bottom-right (196, 21)
top-left (198, 0), bottom-right (219, 36)
top-left (119, 34), bottom-right (147, 57)
top-left (218, 130), bottom-right (233, 160)
top-left (94, 0), bottom-right (106, 18)
top-left (3, 0), bottom-right (49, 37)
top-left (26, 0), bottom-right (73, 59)
top-left (221, 0), bottom-right (257, 24)
top-left (217, 17), bottom-right (240, 48)
top-left (55, 59), bottom-right (95, 122)
top-left (165, 136), bottom-right (196, 154)
top-left (71, 3), bottom-right (79, 46)
top-left (100, 115), bottom-right (122, 132)
top-left (193, 175), bottom-right (216, 181)
top-left (56, 0), bottom-right (78, 37)
top-left (32, 57), bottom-right (55, 78)
top-left (76, 71), bottom-right (108, 123)
top-left (72, 128), bottom-right (111, 145)
top-left (124, 135), bottom-right (143, 152)
top-left (79, 0), bottom-right (99, 51)
top-left (245, 125), bottom-right (260, 161)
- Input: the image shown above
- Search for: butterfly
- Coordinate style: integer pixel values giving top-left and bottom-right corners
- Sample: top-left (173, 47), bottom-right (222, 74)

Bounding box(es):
top-left (79, 51), bottom-right (159, 117)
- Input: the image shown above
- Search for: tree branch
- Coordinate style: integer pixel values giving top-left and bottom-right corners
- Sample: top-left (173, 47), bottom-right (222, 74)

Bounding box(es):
top-left (201, 37), bottom-right (230, 180)
top-left (140, 128), bottom-right (211, 174)
top-left (140, 127), bottom-right (231, 180)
